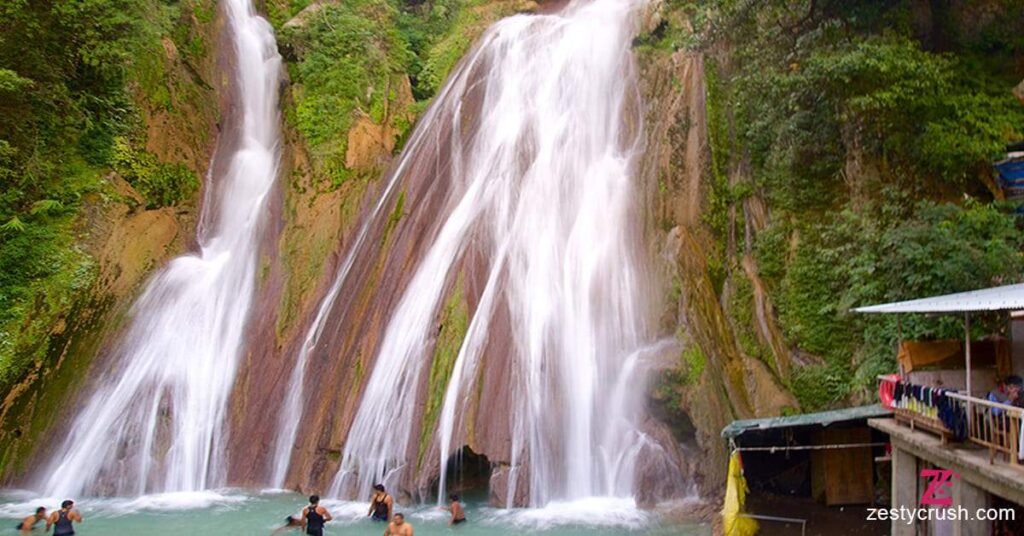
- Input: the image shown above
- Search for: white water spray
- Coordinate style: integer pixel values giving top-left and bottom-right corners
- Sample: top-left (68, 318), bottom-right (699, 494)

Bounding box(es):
top-left (266, 42), bottom-right (475, 488)
top-left (41, 0), bottom-right (282, 497)
top-left (327, 0), bottom-right (655, 506)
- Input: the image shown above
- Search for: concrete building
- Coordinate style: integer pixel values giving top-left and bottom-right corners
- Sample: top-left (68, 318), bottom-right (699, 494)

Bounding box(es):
top-left (858, 283), bottom-right (1024, 535)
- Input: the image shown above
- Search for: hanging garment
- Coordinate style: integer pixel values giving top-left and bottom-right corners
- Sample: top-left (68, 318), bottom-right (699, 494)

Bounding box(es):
top-left (722, 451), bottom-right (759, 536)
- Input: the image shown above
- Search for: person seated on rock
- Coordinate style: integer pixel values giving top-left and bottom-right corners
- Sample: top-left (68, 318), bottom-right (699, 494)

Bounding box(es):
top-left (16, 506), bottom-right (45, 533)
top-left (368, 484), bottom-right (393, 522)
top-left (383, 512), bottom-right (413, 536)
top-left (301, 495), bottom-right (332, 536)
top-left (270, 515), bottom-right (303, 534)
top-left (444, 494), bottom-right (466, 526)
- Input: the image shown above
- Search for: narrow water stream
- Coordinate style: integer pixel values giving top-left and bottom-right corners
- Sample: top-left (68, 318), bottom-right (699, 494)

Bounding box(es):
top-left (39, 0), bottom-right (283, 498)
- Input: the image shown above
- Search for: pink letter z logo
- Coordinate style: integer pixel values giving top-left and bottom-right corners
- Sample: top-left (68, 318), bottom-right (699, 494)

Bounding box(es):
top-left (920, 469), bottom-right (959, 506)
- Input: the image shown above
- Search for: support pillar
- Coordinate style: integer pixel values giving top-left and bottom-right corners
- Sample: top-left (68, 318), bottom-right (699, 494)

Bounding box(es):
top-left (953, 477), bottom-right (990, 536)
top-left (892, 446), bottom-right (918, 536)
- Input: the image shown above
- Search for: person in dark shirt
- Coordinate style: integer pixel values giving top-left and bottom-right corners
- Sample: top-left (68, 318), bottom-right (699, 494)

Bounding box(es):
top-left (301, 495), bottom-right (332, 536)
top-left (45, 500), bottom-right (82, 536)
top-left (368, 484), bottom-right (393, 522)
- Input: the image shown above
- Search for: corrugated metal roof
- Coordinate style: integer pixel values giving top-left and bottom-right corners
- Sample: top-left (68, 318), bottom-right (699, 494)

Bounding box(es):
top-left (854, 283), bottom-right (1024, 314)
top-left (721, 404), bottom-right (891, 439)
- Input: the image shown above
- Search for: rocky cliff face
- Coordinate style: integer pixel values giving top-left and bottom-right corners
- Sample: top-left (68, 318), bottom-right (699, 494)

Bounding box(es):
top-left (635, 40), bottom-right (796, 495)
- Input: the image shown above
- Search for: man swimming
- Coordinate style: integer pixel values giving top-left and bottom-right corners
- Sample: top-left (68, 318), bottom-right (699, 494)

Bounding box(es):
top-left (368, 484), bottom-right (393, 522)
top-left (45, 500), bottom-right (82, 536)
top-left (445, 494), bottom-right (466, 526)
top-left (271, 515), bottom-right (303, 535)
top-left (301, 495), bottom-right (332, 536)
top-left (383, 512), bottom-right (414, 536)
top-left (16, 506), bottom-right (45, 533)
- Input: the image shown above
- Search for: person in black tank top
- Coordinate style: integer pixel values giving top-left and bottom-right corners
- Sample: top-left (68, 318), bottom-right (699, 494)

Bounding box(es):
top-left (301, 495), bottom-right (332, 536)
top-left (368, 484), bottom-right (392, 522)
top-left (46, 500), bottom-right (82, 536)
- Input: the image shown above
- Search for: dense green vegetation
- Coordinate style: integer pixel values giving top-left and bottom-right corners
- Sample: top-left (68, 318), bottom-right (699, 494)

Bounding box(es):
top-left (656, 0), bottom-right (1024, 410)
top-left (0, 0), bottom-right (210, 392)
top-left (275, 0), bottom-right (521, 184)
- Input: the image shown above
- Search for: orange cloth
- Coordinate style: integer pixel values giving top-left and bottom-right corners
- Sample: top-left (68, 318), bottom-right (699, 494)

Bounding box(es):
top-left (897, 338), bottom-right (1010, 377)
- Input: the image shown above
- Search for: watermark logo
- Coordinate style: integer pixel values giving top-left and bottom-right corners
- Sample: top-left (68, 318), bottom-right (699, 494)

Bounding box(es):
top-left (919, 469), bottom-right (960, 506)
top-left (867, 468), bottom-right (1014, 524)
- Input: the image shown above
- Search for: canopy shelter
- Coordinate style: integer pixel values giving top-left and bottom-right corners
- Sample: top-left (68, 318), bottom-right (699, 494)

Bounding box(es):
top-left (722, 404), bottom-right (891, 439)
top-left (722, 405), bottom-right (891, 507)
top-left (854, 282), bottom-right (1024, 399)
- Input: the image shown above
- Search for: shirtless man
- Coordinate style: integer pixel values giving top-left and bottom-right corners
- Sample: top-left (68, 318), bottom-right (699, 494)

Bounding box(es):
top-left (17, 506), bottom-right (45, 533)
top-left (445, 494), bottom-right (466, 526)
top-left (383, 512), bottom-right (414, 536)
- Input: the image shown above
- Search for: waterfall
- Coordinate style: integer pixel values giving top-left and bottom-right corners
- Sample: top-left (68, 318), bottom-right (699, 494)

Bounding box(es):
top-left (40, 0), bottom-right (282, 497)
top-left (323, 0), bottom-right (654, 506)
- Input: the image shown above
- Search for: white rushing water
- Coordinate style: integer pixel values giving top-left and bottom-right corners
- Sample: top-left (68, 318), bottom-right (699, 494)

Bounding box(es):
top-left (40, 0), bottom-right (282, 497)
top-left (266, 25), bottom-right (473, 488)
top-left (324, 0), bottom-right (655, 506)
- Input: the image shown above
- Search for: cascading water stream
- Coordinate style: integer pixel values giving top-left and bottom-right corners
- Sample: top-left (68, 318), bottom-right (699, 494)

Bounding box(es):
top-left (267, 45), bottom-right (475, 489)
top-left (40, 0), bottom-right (282, 498)
top-left (321, 0), bottom-right (656, 506)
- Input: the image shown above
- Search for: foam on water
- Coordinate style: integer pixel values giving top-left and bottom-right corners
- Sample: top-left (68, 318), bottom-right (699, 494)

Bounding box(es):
top-left (481, 497), bottom-right (652, 531)
top-left (0, 490), bottom-right (709, 535)
top-left (0, 490), bottom-right (248, 518)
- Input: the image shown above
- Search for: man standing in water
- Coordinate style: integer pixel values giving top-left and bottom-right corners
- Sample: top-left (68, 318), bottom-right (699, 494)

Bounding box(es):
top-left (16, 506), bottom-right (45, 532)
top-left (445, 494), bottom-right (467, 526)
top-left (45, 500), bottom-right (81, 536)
top-left (384, 512), bottom-right (413, 536)
top-left (301, 495), bottom-right (332, 536)
top-left (368, 484), bottom-right (393, 522)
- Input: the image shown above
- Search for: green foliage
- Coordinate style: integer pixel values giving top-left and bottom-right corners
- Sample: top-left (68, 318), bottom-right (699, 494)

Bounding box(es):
top-left (281, 0), bottom-right (416, 183)
top-left (265, 0), bottom-right (314, 28)
top-left (790, 364), bottom-right (850, 412)
top-left (682, 0), bottom-right (1024, 410)
top-left (682, 345), bottom-right (707, 385)
top-left (727, 272), bottom-right (767, 360)
top-left (281, 0), bottom-right (515, 183)
top-left (0, 0), bottom-right (210, 392)
top-left (770, 200), bottom-right (1023, 405)
top-left (111, 137), bottom-right (198, 208)
top-left (418, 279), bottom-right (469, 468)
top-left (414, 0), bottom-right (482, 97)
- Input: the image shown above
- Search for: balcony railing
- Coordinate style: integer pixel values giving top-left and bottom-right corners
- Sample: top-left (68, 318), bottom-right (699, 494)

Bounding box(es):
top-left (878, 375), bottom-right (1024, 466)
top-left (946, 391), bottom-right (1022, 466)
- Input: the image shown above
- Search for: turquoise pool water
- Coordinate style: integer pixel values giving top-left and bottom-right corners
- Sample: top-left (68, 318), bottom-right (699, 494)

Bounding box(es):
top-left (0, 490), bottom-right (709, 535)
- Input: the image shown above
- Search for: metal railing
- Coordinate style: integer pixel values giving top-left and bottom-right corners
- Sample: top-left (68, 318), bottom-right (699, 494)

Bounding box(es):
top-left (738, 514), bottom-right (807, 536)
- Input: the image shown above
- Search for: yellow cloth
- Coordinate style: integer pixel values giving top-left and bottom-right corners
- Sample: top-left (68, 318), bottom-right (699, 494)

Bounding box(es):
top-left (722, 451), bottom-right (758, 536)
